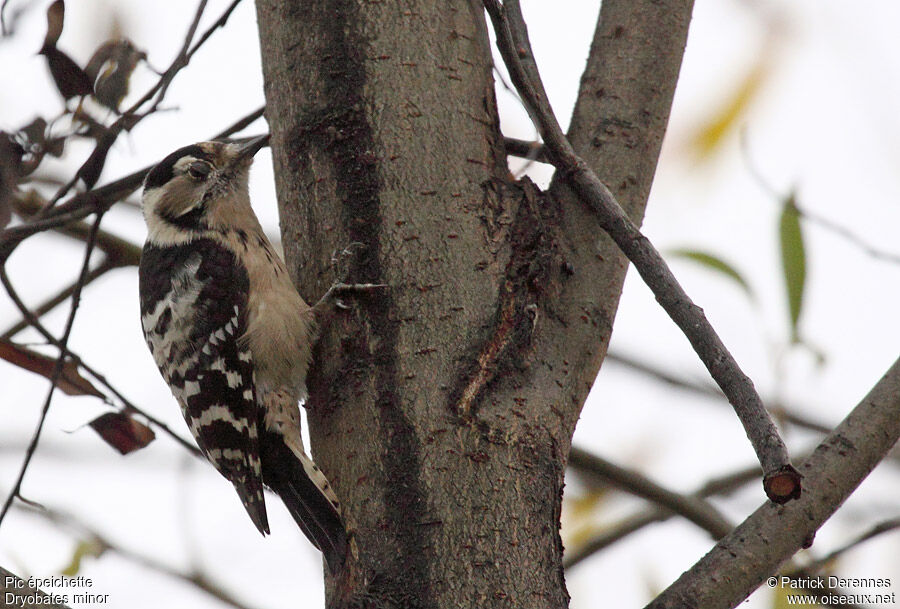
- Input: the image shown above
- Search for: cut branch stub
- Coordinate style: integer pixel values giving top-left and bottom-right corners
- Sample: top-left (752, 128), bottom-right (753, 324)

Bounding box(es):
top-left (763, 464), bottom-right (802, 504)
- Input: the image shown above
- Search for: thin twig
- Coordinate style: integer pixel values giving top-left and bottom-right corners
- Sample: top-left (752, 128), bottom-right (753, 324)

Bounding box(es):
top-left (563, 448), bottom-right (872, 609)
top-left (78, 359), bottom-right (201, 457)
top-left (0, 0), bottom-right (34, 38)
top-left (800, 518), bottom-right (900, 573)
top-left (16, 501), bottom-right (260, 609)
top-left (564, 467), bottom-right (759, 569)
top-left (606, 350), bottom-right (836, 435)
top-left (800, 209), bottom-right (900, 264)
top-left (483, 0), bottom-right (800, 502)
top-left (0, 257), bottom-right (115, 340)
top-left (0, 260), bottom-right (200, 456)
top-left (0, 104), bottom-right (265, 263)
top-left (741, 134), bottom-right (900, 265)
top-left (0, 0), bottom-right (9, 36)
top-left (564, 449), bottom-right (761, 569)
top-left (605, 350), bottom-right (721, 399)
top-left (0, 213), bottom-right (104, 526)
top-left (568, 448), bottom-right (734, 538)
top-left (503, 136), bottom-right (548, 163)
top-left (145, 0), bottom-right (211, 113)
top-left (117, 0), bottom-right (241, 121)
top-left (2, 197), bottom-right (142, 339)
top-left (36, 0), bottom-right (244, 216)
top-left (186, 0), bottom-right (243, 62)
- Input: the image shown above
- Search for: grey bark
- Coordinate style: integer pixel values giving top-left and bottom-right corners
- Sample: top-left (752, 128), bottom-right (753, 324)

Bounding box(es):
top-left (254, 0), bottom-right (691, 607)
top-left (648, 356), bottom-right (900, 609)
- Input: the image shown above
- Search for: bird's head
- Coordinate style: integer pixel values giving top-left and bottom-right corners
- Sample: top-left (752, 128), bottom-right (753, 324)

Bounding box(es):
top-left (141, 135), bottom-right (269, 242)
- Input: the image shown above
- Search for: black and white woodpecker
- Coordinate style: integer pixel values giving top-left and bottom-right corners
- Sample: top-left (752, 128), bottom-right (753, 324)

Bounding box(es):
top-left (138, 135), bottom-right (359, 571)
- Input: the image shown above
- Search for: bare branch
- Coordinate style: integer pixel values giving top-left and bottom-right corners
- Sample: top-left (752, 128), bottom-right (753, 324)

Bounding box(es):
top-left (16, 501), bottom-right (260, 609)
top-left (646, 356), bottom-right (900, 609)
top-left (565, 448), bottom-right (884, 609)
top-left (801, 518), bottom-right (900, 574)
top-left (742, 136), bottom-right (900, 265)
top-left (0, 258), bottom-right (114, 340)
top-left (503, 136), bottom-right (548, 163)
top-left (568, 448), bottom-right (733, 538)
top-left (31, 0), bottom-right (247, 218)
top-left (0, 260), bottom-right (199, 455)
top-left (564, 450), bottom-right (761, 569)
top-left (483, 0), bottom-right (799, 502)
top-left (0, 104), bottom-right (265, 263)
top-left (606, 350), bottom-right (836, 435)
top-left (2, 194), bottom-right (142, 339)
top-left (0, 213), bottom-right (103, 526)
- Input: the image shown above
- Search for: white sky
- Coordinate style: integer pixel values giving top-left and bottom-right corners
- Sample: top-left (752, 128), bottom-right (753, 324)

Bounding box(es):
top-left (1, 1), bottom-right (899, 608)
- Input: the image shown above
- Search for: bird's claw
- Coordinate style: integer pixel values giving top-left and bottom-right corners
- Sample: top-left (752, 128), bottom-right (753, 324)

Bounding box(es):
top-left (313, 282), bottom-right (387, 317)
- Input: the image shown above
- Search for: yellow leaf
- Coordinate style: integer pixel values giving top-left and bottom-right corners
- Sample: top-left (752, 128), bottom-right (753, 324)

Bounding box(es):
top-left (689, 52), bottom-right (772, 160)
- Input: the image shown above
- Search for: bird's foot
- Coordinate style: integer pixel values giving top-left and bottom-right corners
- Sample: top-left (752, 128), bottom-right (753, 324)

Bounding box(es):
top-left (312, 282), bottom-right (387, 318)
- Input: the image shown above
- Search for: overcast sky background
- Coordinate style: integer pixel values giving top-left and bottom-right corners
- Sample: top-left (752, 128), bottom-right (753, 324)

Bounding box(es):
top-left (1, 1), bottom-right (899, 608)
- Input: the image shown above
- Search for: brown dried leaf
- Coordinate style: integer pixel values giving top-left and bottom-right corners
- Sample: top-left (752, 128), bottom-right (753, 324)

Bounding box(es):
top-left (41, 46), bottom-right (93, 100)
top-left (0, 339), bottom-right (105, 398)
top-left (44, 0), bottom-right (65, 49)
top-left (89, 412), bottom-right (155, 455)
top-left (78, 132), bottom-right (116, 188)
top-left (44, 136), bottom-right (66, 158)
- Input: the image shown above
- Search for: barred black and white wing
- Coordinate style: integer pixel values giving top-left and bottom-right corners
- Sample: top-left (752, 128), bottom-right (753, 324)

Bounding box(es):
top-left (139, 238), bottom-right (269, 535)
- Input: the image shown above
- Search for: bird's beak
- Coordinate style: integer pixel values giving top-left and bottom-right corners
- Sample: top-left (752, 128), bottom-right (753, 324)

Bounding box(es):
top-left (234, 134), bottom-right (270, 162)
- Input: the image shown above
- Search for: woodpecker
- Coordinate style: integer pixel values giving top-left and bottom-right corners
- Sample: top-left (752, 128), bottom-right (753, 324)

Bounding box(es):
top-left (139, 135), bottom-right (362, 571)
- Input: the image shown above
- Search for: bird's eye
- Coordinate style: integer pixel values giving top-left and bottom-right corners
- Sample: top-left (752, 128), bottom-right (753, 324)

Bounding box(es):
top-left (187, 161), bottom-right (212, 181)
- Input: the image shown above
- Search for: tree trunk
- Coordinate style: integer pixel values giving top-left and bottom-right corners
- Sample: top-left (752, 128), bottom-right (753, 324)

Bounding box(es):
top-left (254, 1), bottom-right (691, 607)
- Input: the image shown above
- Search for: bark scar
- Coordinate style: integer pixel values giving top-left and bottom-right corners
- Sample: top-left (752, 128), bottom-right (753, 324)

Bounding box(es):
top-left (452, 178), bottom-right (563, 418)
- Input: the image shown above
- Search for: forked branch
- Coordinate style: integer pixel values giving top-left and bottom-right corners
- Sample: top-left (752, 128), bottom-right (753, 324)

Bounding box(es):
top-left (483, 0), bottom-right (800, 502)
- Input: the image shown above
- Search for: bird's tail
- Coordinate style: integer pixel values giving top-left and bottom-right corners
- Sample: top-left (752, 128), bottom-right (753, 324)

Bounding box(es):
top-left (261, 430), bottom-right (347, 572)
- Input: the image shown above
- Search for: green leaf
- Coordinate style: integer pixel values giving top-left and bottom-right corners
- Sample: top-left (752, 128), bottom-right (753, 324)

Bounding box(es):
top-left (669, 248), bottom-right (755, 302)
top-left (779, 194), bottom-right (806, 342)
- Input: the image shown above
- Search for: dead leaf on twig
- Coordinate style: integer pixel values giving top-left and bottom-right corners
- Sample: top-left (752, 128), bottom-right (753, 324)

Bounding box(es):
top-left (0, 339), bottom-right (105, 398)
top-left (88, 412), bottom-right (156, 454)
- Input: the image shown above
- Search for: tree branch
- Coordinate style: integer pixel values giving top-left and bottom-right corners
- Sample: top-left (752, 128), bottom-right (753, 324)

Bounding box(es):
top-left (568, 448), bottom-right (733, 539)
top-left (798, 518), bottom-right (900, 575)
top-left (646, 356), bottom-right (900, 609)
top-left (483, 0), bottom-right (800, 502)
top-left (0, 258), bottom-right (200, 456)
top-left (0, 213), bottom-right (103, 526)
top-left (605, 350), bottom-right (837, 435)
top-left (15, 501), bottom-right (259, 609)
top-left (0, 257), bottom-right (115, 339)
top-left (741, 137), bottom-right (900, 265)
top-left (0, 104), bottom-right (265, 263)
top-left (564, 451), bottom-right (762, 569)
top-left (565, 447), bottom-right (879, 609)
